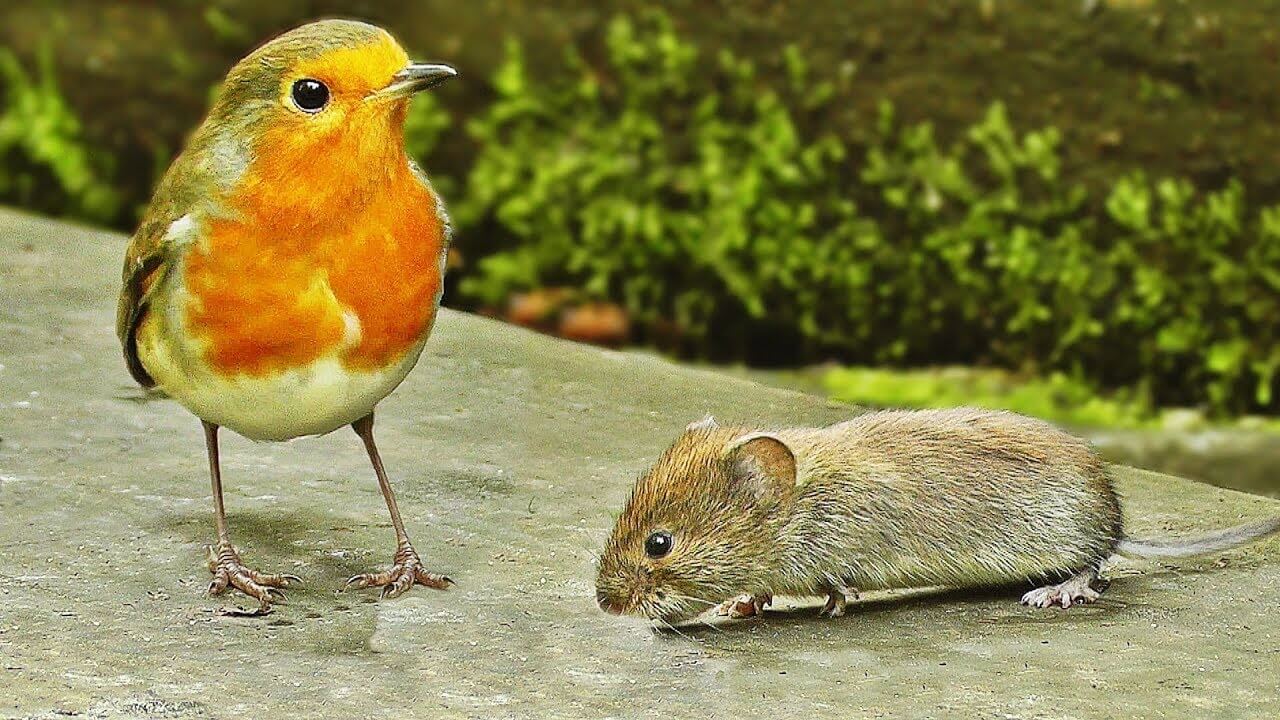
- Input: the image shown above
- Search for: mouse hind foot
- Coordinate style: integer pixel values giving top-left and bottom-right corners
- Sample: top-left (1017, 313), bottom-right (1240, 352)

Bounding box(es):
top-left (820, 584), bottom-right (860, 618)
top-left (1020, 567), bottom-right (1102, 609)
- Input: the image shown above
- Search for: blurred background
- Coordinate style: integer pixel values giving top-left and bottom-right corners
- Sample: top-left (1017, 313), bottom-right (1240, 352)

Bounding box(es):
top-left (2, 0), bottom-right (1278, 493)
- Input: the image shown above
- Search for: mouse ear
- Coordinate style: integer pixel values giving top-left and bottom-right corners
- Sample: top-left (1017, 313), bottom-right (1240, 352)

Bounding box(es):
top-left (686, 414), bottom-right (718, 431)
top-left (723, 433), bottom-right (796, 504)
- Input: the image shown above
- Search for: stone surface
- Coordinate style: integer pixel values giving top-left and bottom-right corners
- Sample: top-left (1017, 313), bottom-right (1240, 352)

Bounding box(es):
top-left (1, 208), bottom-right (1279, 718)
top-left (1091, 428), bottom-right (1280, 499)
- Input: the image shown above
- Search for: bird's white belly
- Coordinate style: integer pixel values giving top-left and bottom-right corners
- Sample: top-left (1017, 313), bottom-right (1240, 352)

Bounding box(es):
top-left (140, 322), bottom-right (426, 441)
top-left (167, 350), bottom-right (421, 442)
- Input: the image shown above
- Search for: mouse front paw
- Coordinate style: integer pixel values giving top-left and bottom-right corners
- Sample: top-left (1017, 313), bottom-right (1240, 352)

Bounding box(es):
top-left (715, 593), bottom-right (772, 619)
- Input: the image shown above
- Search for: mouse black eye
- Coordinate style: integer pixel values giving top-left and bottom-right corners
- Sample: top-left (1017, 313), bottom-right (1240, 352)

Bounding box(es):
top-left (291, 79), bottom-right (329, 112)
top-left (644, 530), bottom-right (674, 559)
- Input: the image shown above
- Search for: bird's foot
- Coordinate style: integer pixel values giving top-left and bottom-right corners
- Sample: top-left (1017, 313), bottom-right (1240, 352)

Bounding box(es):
top-left (715, 593), bottom-right (772, 619)
top-left (1021, 568), bottom-right (1102, 609)
top-left (820, 585), bottom-right (859, 618)
top-left (343, 541), bottom-right (452, 600)
top-left (206, 542), bottom-right (300, 613)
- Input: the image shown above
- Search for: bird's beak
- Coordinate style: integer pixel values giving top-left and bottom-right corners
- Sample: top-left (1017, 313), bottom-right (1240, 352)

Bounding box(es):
top-left (374, 62), bottom-right (457, 100)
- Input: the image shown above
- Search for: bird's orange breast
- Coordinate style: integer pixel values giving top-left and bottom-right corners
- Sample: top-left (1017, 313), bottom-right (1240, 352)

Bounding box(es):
top-left (183, 159), bottom-right (445, 377)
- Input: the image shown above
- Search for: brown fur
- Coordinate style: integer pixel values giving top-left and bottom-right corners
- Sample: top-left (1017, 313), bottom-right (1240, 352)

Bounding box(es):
top-left (596, 408), bottom-right (1127, 623)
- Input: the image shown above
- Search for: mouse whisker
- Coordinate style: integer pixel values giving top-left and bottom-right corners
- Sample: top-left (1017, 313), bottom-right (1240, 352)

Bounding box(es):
top-left (680, 593), bottom-right (721, 607)
top-left (654, 617), bottom-right (702, 643)
top-left (690, 616), bottom-right (725, 634)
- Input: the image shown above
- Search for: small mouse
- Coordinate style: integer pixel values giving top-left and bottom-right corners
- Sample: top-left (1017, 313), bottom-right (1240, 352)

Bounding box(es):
top-left (595, 408), bottom-right (1280, 624)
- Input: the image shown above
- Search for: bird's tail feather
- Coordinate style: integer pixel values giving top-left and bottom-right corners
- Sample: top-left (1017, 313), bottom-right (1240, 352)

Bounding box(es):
top-left (1116, 516), bottom-right (1280, 559)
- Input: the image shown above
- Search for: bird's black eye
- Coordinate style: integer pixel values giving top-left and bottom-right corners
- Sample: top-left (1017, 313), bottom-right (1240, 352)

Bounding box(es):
top-left (644, 530), bottom-right (674, 559)
top-left (291, 79), bottom-right (329, 112)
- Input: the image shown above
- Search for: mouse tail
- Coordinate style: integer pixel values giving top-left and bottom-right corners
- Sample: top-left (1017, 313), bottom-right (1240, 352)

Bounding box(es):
top-left (1116, 516), bottom-right (1280, 559)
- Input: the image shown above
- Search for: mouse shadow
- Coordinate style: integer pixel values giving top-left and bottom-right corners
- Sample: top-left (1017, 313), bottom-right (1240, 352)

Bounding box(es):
top-left (662, 581), bottom-right (1125, 638)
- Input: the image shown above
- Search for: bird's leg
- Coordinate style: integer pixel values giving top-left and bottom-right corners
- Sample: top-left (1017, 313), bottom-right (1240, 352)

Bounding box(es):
top-left (202, 421), bottom-right (299, 612)
top-left (344, 412), bottom-right (451, 599)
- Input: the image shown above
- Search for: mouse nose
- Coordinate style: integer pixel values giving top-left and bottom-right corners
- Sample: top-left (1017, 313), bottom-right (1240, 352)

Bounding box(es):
top-left (596, 591), bottom-right (624, 615)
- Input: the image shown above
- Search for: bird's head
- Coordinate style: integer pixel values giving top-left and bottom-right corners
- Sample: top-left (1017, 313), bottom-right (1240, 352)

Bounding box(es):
top-left (189, 19), bottom-right (456, 211)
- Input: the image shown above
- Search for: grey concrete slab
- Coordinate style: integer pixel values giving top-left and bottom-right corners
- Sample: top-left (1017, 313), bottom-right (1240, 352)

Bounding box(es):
top-left (1, 208), bottom-right (1278, 719)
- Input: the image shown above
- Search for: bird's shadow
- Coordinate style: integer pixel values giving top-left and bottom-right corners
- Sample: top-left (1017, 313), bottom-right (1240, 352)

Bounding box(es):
top-left (113, 385), bottom-right (169, 404)
top-left (155, 507), bottom-right (394, 590)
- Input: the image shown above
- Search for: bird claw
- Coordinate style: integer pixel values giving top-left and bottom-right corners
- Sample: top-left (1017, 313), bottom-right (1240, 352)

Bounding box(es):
top-left (343, 542), bottom-right (451, 600)
top-left (205, 543), bottom-right (298, 612)
top-left (343, 574), bottom-right (372, 591)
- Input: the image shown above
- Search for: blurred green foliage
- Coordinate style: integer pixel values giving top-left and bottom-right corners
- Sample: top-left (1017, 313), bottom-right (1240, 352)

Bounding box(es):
top-left (819, 365), bottom-right (1280, 433)
top-left (455, 15), bottom-right (861, 349)
top-left (823, 366), bottom-right (1156, 430)
top-left (433, 11), bottom-right (1280, 415)
top-left (0, 45), bottom-right (119, 224)
top-left (403, 91), bottom-right (451, 166)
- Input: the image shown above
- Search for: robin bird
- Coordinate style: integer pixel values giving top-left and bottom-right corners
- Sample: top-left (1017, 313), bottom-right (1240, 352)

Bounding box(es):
top-left (116, 20), bottom-right (457, 611)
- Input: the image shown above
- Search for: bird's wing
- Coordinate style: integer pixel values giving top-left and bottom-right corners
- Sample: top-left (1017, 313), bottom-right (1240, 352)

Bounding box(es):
top-left (117, 214), bottom-right (177, 388)
top-left (117, 152), bottom-right (210, 388)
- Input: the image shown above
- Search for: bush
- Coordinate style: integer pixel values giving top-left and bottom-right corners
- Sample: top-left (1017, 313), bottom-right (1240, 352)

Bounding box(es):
top-left (0, 45), bottom-right (120, 224)
top-left (822, 366), bottom-right (1156, 430)
top-left (439, 11), bottom-right (1280, 414)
